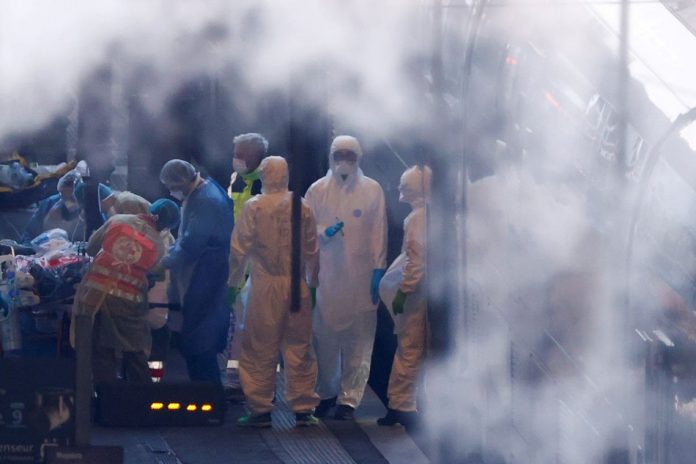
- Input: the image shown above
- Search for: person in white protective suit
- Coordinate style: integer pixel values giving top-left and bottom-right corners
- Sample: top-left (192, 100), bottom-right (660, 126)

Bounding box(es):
top-left (377, 165), bottom-right (431, 429)
top-left (305, 135), bottom-right (387, 420)
top-left (228, 156), bottom-right (321, 428)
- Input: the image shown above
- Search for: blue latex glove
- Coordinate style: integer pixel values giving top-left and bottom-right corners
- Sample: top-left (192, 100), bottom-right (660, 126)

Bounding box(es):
top-left (392, 289), bottom-right (407, 315)
top-left (370, 269), bottom-right (386, 304)
top-left (325, 221), bottom-right (344, 238)
top-left (310, 287), bottom-right (317, 308)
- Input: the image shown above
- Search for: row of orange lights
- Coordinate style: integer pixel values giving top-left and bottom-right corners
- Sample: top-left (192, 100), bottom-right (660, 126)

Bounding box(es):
top-left (150, 402), bottom-right (213, 412)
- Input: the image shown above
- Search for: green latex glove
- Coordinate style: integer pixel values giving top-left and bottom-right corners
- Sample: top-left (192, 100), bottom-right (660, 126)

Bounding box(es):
top-left (226, 286), bottom-right (239, 310)
top-left (392, 289), bottom-right (407, 315)
top-left (310, 287), bottom-right (317, 308)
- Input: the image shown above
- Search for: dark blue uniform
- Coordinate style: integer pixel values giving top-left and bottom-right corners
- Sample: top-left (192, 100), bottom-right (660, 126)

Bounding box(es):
top-left (166, 178), bottom-right (234, 383)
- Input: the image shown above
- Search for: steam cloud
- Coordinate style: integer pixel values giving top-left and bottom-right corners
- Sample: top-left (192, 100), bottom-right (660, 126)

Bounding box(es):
top-left (2, 1), bottom-right (693, 463)
top-left (0, 0), bottom-right (428, 145)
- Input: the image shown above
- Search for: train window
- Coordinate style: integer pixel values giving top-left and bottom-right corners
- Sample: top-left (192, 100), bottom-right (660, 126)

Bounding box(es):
top-left (583, 93), bottom-right (648, 181)
top-left (585, 95), bottom-right (608, 143)
top-left (599, 112), bottom-right (619, 163)
top-left (584, 94), bottom-right (618, 161)
top-left (626, 130), bottom-right (648, 182)
top-left (496, 44), bottom-right (525, 116)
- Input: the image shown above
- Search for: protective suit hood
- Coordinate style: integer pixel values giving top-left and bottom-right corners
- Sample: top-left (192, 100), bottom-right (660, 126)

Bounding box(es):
top-left (57, 170), bottom-right (82, 192)
top-left (75, 160), bottom-right (90, 177)
top-left (259, 156), bottom-right (289, 194)
top-left (399, 166), bottom-right (432, 208)
top-left (328, 135), bottom-right (363, 184)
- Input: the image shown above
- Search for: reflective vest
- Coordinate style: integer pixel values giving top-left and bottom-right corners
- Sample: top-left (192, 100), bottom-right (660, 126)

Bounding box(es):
top-left (85, 218), bottom-right (159, 302)
top-left (228, 170), bottom-right (262, 221)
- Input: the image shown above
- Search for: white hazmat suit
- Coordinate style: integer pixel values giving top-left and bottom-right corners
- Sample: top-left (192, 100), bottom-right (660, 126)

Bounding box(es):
top-left (379, 165), bottom-right (430, 412)
top-left (305, 136), bottom-right (387, 409)
top-left (228, 156), bottom-right (320, 415)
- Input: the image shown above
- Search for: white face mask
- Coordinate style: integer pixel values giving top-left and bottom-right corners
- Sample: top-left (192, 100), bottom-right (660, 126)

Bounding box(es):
top-left (63, 199), bottom-right (79, 212)
top-left (170, 190), bottom-right (185, 201)
top-left (399, 184), bottom-right (423, 207)
top-left (334, 161), bottom-right (355, 177)
top-left (233, 158), bottom-right (249, 174)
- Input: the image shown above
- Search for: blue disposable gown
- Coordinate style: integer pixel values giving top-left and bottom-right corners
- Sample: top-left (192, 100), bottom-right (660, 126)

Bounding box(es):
top-left (22, 194), bottom-right (85, 243)
top-left (22, 194), bottom-right (61, 242)
top-left (167, 178), bottom-right (234, 356)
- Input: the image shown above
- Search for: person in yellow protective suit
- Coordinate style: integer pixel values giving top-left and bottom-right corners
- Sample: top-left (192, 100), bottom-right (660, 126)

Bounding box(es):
top-left (224, 133), bottom-right (269, 392)
top-left (228, 156), bottom-right (320, 428)
top-left (377, 165), bottom-right (431, 429)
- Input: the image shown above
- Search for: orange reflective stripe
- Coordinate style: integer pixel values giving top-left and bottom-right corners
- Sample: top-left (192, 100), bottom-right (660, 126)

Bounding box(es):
top-left (90, 264), bottom-right (143, 286)
top-left (82, 279), bottom-right (144, 303)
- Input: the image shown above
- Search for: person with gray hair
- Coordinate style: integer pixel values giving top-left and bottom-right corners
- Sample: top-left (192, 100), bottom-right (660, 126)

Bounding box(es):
top-left (224, 133), bottom-right (269, 394)
top-left (228, 133), bottom-right (268, 220)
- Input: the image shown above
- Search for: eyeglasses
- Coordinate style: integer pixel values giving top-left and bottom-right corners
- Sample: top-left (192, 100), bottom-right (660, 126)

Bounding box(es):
top-left (332, 150), bottom-right (357, 163)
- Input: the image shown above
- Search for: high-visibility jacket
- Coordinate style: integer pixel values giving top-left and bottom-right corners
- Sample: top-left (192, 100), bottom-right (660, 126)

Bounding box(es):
top-left (228, 170), bottom-right (262, 221)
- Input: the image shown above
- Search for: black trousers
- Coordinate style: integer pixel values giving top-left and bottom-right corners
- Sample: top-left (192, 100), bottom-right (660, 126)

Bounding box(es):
top-left (92, 345), bottom-right (151, 384)
top-left (184, 350), bottom-right (221, 384)
top-left (91, 312), bottom-right (151, 384)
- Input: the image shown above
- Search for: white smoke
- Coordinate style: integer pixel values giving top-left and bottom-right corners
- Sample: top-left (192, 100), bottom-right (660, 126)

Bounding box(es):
top-left (420, 1), bottom-right (696, 463)
top-left (2, 1), bottom-right (695, 463)
top-left (0, 0), bottom-right (429, 144)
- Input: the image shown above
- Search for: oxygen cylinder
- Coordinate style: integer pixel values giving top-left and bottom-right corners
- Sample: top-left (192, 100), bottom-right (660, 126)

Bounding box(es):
top-left (0, 305), bottom-right (22, 353)
top-left (0, 255), bottom-right (22, 353)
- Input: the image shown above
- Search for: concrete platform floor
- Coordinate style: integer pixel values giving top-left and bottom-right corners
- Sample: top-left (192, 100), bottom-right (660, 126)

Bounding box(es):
top-left (91, 349), bottom-right (431, 464)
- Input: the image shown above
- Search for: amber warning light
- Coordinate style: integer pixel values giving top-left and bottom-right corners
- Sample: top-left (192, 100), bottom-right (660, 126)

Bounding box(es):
top-left (149, 402), bottom-right (213, 412)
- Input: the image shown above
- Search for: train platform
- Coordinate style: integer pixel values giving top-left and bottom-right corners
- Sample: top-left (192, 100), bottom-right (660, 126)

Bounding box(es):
top-left (91, 351), bottom-right (431, 464)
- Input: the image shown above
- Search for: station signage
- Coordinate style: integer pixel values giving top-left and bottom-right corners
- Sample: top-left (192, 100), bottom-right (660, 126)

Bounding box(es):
top-left (0, 359), bottom-right (76, 464)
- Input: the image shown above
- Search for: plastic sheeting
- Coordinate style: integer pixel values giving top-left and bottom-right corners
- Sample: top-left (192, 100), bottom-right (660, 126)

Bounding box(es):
top-left (2, 231), bottom-right (91, 305)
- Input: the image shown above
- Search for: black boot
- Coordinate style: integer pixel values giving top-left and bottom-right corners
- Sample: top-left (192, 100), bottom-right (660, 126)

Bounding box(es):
top-left (224, 385), bottom-right (245, 404)
top-left (377, 409), bottom-right (418, 429)
top-left (398, 411), bottom-right (419, 430)
top-left (333, 404), bottom-right (355, 420)
top-left (314, 396), bottom-right (337, 418)
top-left (377, 408), bottom-right (400, 426)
